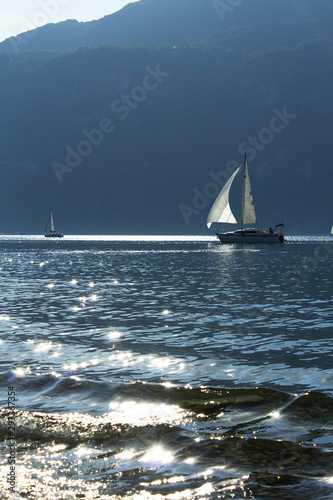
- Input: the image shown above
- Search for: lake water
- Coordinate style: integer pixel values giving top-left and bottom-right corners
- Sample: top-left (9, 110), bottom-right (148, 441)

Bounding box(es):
top-left (0, 235), bottom-right (332, 499)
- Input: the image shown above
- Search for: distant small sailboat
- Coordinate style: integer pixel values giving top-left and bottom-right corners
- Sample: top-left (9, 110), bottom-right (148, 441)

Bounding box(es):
top-left (207, 153), bottom-right (284, 243)
top-left (44, 210), bottom-right (63, 238)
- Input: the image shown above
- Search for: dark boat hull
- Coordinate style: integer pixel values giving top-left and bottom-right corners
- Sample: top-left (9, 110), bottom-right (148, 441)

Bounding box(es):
top-left (216, 229), bottom-right (284, 244)
top-left (44, 233), bottom-right (63, 238)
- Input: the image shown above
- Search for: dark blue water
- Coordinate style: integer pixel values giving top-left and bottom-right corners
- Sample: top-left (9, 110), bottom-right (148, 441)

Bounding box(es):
top-left (0, 236), bottom-right (332, 499)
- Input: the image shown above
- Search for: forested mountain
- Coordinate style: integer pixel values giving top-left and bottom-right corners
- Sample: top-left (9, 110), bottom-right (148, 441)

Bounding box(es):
top-left (1, 0), bottom-right (332, 53)
top-left (0, 0), bottom-right (332, 234)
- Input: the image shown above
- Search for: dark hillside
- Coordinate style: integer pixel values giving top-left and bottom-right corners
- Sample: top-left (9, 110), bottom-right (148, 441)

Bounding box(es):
top-left (0, 0), bottom-right (332, 234)
top-left (1, 0), bottom-right (332, 53)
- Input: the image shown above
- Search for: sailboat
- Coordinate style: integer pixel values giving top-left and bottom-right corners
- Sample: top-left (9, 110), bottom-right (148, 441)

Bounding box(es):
top-left (207, 153), bottom-right (284, 243)
top-left (44, 210), bottom-right (63, 238)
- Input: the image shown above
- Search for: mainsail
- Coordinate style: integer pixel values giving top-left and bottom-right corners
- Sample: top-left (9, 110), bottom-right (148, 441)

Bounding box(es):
top-left (241, 158), bottom-right (257, 227)
top-left (207, 166), bottom-right (241, 229)
top-left (50, 211), bottom-right (55, 233)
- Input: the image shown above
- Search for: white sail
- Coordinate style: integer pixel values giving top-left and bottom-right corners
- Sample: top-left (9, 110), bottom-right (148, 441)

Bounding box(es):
top-left (50, 211), bottom-right (55, 232)
top-left (331, 225), bottom-right (333, 235)
top-left (242, 159), bottom-right (257, 226)
top-left (207, 166), bottom-right (241, 229)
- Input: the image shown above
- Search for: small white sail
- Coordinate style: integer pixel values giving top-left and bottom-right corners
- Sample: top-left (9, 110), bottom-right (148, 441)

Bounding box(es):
top-left (331, 225), bottom-right (333, 235)
top-left (207, 166), bottom-right (241, 229)
top-left (242, 159), bottom-right (257, 226)
top-left (50, 211), bottom-right (55, 232)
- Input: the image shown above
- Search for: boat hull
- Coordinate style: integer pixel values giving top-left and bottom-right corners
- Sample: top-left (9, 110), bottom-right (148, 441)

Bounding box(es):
top-left (216, 230), bottom-right (284, 244)
top-left (44, 233), bottom-right (63, 238)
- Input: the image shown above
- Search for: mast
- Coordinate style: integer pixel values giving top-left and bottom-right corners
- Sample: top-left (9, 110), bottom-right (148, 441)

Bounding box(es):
top-left (241, 153), bottom-right (246, 230)
top-left (44, 215), bottom-right (49, 234)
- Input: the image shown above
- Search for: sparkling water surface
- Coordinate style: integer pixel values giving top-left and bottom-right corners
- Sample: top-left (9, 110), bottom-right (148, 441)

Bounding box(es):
top-left (0, 235), bottom-right (332, 499)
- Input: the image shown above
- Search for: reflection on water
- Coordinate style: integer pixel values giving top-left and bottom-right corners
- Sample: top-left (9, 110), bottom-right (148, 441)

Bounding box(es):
top-left (0, 236), bottom-right (332, 499)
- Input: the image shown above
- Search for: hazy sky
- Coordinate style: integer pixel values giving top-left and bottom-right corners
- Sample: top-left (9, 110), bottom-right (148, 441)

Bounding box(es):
top-left (0, 0), bottom-right (140, 42)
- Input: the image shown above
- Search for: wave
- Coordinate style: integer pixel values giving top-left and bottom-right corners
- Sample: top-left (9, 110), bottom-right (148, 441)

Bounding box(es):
top-left (1, 382), bottom-right (333, 499)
